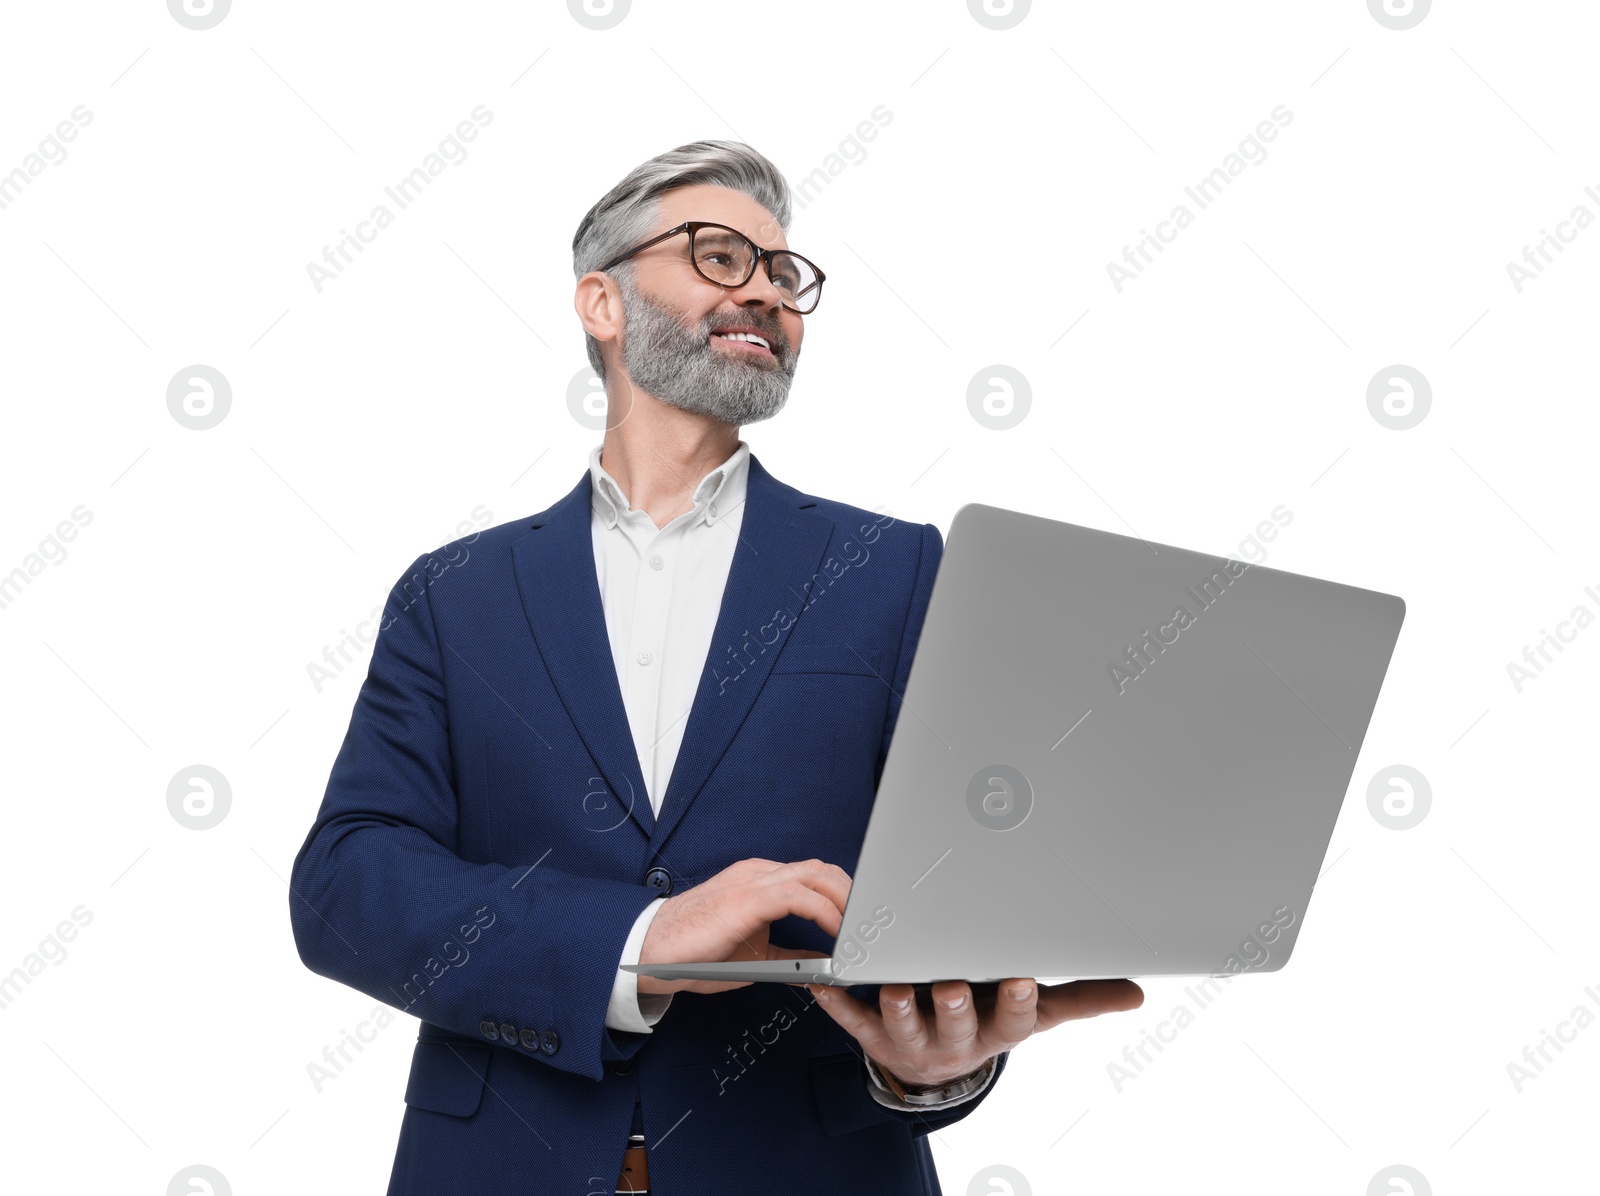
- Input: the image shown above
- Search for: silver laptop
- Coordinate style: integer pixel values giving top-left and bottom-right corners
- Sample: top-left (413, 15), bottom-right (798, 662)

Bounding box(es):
top-left (625, 502), bottom-right (1405, 987)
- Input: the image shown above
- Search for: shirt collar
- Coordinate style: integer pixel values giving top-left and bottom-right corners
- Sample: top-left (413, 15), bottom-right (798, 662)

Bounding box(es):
top-left (589, 439), bottom-right (751, 531)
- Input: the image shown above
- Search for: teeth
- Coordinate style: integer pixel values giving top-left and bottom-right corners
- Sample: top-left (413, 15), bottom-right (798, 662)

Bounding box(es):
top-left (715, 331), bottom-right (770, 351)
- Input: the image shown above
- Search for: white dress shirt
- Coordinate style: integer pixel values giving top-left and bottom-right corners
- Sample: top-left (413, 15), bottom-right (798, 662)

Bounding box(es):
top-left (593, 438), bottom-right (751, 1036)
top-left (590, 439), bottom-right (992, 1111)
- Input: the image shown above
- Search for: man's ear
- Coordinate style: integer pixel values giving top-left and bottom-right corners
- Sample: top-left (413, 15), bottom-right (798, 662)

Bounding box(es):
top-left (574, 271), bottom-right (623, 348)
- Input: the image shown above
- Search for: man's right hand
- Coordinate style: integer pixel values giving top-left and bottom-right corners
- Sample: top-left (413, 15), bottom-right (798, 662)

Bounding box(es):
top-left (637, 857), bottom-right (849, 995)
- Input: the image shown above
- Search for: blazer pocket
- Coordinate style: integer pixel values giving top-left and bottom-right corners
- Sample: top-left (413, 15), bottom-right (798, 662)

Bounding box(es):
top-left (403, 1040), bottom-right (493, 1118)
top-left (769, 642), bottom-right (884, 677)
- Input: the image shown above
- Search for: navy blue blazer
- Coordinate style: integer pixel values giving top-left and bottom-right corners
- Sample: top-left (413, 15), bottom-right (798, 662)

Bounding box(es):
top-left (290, 452), bottom-right (1009, 1195)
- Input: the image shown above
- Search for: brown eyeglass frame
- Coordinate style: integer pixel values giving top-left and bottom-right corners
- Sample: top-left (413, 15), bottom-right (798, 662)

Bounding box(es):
top-left (598, 221), bottom-right (825, 313)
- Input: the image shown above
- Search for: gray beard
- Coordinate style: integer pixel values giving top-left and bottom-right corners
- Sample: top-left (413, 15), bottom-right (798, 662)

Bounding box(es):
top-left (616, 279), bottom-right (797, 426)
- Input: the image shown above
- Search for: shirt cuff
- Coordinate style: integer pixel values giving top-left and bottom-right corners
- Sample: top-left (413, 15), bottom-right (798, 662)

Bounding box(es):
top-left (604, 896), bottom-right (674, 1034)
top-left (862, 1052), bottom-right (1001, 1112)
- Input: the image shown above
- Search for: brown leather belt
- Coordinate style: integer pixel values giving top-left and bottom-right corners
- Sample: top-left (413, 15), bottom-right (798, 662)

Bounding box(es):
top-left (615, 1133), bottom-right (649, 1194)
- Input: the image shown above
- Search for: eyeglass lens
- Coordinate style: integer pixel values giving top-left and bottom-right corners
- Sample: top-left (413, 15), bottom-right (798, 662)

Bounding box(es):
top-left (691, 226), bottom-right (820, 313)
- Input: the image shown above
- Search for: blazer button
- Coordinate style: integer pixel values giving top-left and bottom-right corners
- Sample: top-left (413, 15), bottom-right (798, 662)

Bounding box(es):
top-left (520, 1028), bottom-right (539, 1050)
top-left (540, 1029), bottom-right (561, 1056)
top-left (479, 1020), bottom-right (500, 1041)
top-left (607, 1056), bottom-right (635, 1076)
top-left (499, 1023), bottom-right (517, 1044)
top-left (643, 867), bottom-right (672, 895)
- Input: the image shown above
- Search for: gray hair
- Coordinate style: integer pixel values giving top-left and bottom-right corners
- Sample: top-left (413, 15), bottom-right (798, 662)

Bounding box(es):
top-left (571, 140), bottom-right (792, 380)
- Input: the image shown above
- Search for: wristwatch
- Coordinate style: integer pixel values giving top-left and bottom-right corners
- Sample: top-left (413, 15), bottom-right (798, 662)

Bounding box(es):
top-left (864, 1053), bottom-right (997, 1107)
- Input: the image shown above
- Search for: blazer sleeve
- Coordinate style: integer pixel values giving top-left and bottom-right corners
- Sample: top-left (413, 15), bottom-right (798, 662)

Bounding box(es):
top-left (288, 551), bottom-right (660, 1083)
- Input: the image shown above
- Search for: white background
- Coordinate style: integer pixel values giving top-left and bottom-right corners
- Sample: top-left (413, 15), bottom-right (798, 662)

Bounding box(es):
top-left (1, 1), bottom-right (1594, 1193)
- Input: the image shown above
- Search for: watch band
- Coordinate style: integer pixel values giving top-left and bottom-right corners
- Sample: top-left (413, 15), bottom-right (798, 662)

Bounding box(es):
top-left (865, 1053), bottom-right (995, 1107)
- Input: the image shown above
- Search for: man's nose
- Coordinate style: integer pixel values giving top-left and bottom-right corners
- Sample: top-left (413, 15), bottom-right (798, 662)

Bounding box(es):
top-left (732, 256), bottom-right (788, 309)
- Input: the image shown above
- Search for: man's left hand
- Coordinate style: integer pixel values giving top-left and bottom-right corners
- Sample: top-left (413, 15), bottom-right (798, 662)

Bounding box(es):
top-left (803, 977), bottom-right (1144, 1088)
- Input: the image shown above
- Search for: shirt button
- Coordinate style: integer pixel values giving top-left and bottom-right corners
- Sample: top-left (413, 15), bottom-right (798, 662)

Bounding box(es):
top-left (709, 503), bottom-right (718, 517)
top-left (637, 651), bottom-right (652, 666)
top-left (649, 555), bottom-right (664, 570)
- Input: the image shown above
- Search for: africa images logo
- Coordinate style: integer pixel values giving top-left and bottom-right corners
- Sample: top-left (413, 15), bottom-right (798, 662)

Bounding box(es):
top-left (1106, 560), bottom-right (1247, 694)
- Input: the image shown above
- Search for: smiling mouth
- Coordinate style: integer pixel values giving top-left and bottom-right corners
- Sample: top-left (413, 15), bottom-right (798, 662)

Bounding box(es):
top-left (710, 331), bottom-right (776, 358)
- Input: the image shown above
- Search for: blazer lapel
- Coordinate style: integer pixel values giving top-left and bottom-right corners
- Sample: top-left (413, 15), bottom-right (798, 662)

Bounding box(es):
top-left (511, 471), bottom-right (656, 839)
top-left (508, 453), bottom-right (836, 854)
top-left (646, 454), bottom-right (834, 855)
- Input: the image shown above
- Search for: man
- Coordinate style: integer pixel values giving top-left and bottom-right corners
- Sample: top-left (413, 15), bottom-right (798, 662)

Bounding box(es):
top-left (290, 140), bottom-right (1141, 1195)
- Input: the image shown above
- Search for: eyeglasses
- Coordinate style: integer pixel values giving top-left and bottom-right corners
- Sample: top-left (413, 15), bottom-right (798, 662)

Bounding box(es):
top-left (599, 221), bottom-right (825, 314)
